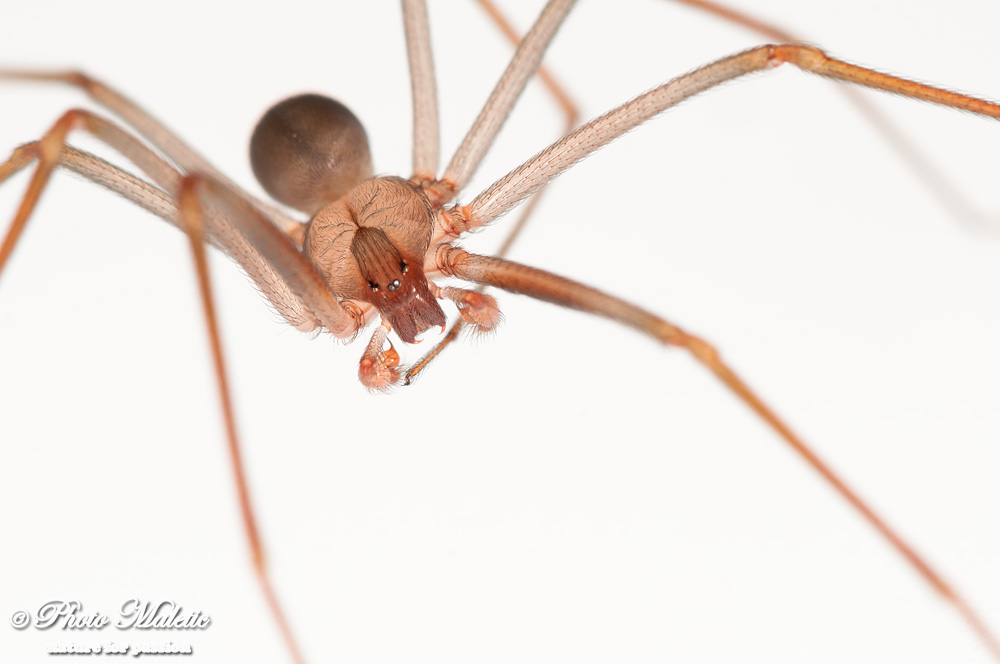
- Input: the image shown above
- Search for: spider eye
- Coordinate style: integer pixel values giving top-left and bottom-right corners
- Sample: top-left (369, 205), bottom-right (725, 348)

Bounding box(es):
top-left (387, 279), bottom-right (401, 292)
top-left (368, 281), bottom-right (379, 291)
top-left (400, 260), bottom-right (409, 274)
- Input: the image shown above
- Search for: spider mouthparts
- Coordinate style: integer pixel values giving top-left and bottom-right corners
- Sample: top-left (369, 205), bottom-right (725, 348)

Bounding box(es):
top-left (382, 284), bottom-right (446, 344)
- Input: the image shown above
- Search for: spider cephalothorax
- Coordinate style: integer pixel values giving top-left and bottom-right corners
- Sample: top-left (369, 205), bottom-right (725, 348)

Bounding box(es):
top-left (303, 176), bottom-right (446, 344)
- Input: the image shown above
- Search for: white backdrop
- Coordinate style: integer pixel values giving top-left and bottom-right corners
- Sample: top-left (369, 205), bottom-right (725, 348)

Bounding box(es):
top-left (2, 1), bottom-right (999, 662)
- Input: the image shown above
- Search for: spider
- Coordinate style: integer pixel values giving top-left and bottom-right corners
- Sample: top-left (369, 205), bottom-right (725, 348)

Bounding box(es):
top-left (2, 1), bottom-right (999, 663)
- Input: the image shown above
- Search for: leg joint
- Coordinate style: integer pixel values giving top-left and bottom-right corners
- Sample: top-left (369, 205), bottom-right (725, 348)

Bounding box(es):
top-left (768, 43), bottom-right (830, 72)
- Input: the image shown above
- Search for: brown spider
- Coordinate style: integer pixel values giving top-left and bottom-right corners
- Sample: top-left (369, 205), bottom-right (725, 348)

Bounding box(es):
top-left (3, 1), bottom-right (995, 664)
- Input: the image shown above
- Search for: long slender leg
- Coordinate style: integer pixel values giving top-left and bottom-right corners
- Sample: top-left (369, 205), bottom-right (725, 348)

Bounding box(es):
top-left (177, 175), bottom-right (305, 664)
top-left (0, 119), bottom-right (322, 329)
top-left (405, 0), bottom-right (581, 384)
top-left (0, 69), bottom-right (298, 233)
top-left (435, 244), bottom-right (1000, 659)
top-left (669, 0), bottom-right (795, 41)
top-left (2, 140), bottom-right (328, 334)
top-left (441, 0), bottom-right (576, 194)
top-left (2, 141), bottom-right (301, 309)
top-left (0, 112), bottom-right (191, 275)
top-left (443, 44), bottom-right (1000, 233)
top-left (1, 143), bottom-right (176, 229)
top-left (0, 125), bottom-right (314, 662)
top-left (184, 172), bottom-right (365, 339)
top-left (667, 0), bottom-right (1000, 234)
top-left (402, 0), bottom-right (440, 179)
top-left (474, 0), bottom-right (580, 133)
top-left (0, 110), bottom-right (357, 336)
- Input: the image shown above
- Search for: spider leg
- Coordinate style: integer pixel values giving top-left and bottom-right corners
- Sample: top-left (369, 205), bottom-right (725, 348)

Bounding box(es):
top-left (668, 0), bottom-right (1000, 234)
top-left (436, 244), bottom-right (1000, 660)
top-left (0, 68), bottom-right (298, 234)
top-left (0, 109), bottom-right (330, 332)
top-left (403, 0), bottom-right (440, 179)
top-left (0, 112), bottom-right (366, 664)
top-left (405, 0), bottom-right (580, 384)
top-left (441, 0), bottom-right (576, 195)
top-left (177, 175), bottom-right (305, 664)
top-left (445, 44), bottom-right (1000, 233)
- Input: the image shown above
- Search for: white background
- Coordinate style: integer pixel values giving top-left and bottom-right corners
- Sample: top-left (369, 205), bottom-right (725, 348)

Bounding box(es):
top-left (2, 1), bottom-right (999, 662)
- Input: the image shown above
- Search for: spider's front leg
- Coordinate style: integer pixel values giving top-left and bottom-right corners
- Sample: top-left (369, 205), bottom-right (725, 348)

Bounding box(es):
top-left (0, 105), bottom-right (371, 664)
top-left (432, 222), bottom-right (1000, 657)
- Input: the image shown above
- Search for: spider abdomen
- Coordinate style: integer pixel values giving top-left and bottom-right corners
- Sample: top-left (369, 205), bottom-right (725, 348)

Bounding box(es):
top-left (250, 94), bottom-right (373, 215)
